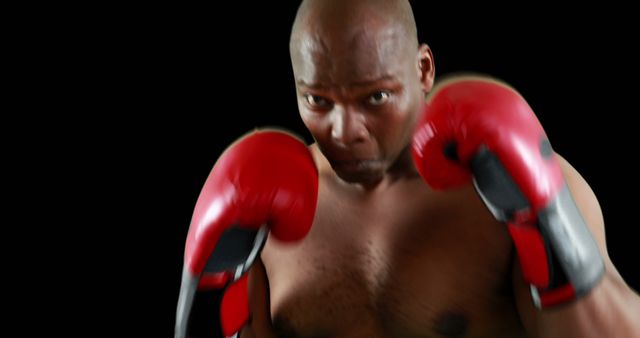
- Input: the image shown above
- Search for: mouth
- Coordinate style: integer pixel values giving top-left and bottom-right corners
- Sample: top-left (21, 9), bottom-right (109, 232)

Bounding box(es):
top-left (332, 159), bottom-right (380, 172)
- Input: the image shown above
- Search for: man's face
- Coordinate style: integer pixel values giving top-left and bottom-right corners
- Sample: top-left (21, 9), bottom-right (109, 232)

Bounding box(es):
top-left (292, 21), bottom-right (424, 184)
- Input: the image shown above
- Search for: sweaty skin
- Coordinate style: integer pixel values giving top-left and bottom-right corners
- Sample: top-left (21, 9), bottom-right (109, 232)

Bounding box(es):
top-left (239, 0), bottom-right (640, 337)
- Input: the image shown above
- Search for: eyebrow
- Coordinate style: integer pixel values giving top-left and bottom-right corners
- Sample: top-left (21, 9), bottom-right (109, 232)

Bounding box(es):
top-left (296, 80), bottom-right (329, 90)
top-left (297, 75), bottom-right (398, 89)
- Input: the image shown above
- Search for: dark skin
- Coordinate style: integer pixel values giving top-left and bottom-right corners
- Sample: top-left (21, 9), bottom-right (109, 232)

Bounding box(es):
top-left (289, 0), bottom-right (431, 188)
top-left (238, 0), bottom-right (640, 337)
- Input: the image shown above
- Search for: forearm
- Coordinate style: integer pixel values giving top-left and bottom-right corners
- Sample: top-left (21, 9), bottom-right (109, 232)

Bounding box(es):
top-left (535, 271), bottom-right (640, 338)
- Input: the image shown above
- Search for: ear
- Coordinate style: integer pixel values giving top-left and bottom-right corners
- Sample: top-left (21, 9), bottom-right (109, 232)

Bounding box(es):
top-left (417, 44), bottom-right (435, 93)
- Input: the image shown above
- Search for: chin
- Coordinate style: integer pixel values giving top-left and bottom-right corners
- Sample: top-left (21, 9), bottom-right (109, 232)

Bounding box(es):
top-left (334, 165), bottom-right (385, 185)
top-left (337, 171), bottom-right (383, 185)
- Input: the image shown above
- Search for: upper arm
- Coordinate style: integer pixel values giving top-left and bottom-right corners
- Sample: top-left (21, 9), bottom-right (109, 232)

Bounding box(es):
top-left (513, 153), bottom-right (619, 335)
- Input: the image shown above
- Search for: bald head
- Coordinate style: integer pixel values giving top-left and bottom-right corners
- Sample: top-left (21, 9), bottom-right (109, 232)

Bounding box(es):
top-left (290, 0), bottom-right (422, 91)
top-left (290, 0), bottom-right (418, 60)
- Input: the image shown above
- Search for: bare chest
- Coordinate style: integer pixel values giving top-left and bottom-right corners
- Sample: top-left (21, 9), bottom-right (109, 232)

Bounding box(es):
top-left (262, 182), bottom-right (525, 338)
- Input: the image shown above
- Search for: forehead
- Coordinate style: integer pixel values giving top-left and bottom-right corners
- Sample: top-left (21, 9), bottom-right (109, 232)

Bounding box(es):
top-left (293, 22), bottom-right (411, 85)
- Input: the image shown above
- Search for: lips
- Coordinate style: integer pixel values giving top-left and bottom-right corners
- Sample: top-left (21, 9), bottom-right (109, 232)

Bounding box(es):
top-left (323, 146), bottom-right (379, 172)
top-left (332, 159), bottom-right (378, 171)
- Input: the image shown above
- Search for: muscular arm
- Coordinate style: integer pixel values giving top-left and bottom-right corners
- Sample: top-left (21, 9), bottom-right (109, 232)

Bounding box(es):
top-left (514, 154), bottom-right (640, 338)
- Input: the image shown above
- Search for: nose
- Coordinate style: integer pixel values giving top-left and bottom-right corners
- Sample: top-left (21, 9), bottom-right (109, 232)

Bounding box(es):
top-left (331, 108), bottom-right (368, 147)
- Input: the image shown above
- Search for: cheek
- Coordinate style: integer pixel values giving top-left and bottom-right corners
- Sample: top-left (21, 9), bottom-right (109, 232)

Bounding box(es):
top-left (379, 98), bottom-right (418, 148)
top-left (300, 111), bottom-right (328, 141)
top-left (396, 90), bottom-right (421, 130)
top-left (390, 95), bottom-right (413, 127)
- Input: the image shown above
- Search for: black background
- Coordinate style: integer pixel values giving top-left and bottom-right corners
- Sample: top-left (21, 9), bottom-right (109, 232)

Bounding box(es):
top-left (59, 2), bottom-right (638, 337)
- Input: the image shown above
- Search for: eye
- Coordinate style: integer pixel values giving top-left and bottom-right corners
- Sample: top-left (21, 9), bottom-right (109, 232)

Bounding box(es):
top-left (367, 91), bottom-right (390, 106)
top-left (304, 94), bottom-right (332, 108)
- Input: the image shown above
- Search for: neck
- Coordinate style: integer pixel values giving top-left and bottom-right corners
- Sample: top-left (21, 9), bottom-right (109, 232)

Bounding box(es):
top-left (313, 144), bottom-right (420, 192)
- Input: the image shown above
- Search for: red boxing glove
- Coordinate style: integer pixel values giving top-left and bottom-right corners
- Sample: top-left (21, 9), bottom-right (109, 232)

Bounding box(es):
top-left (412, 78), bottom-right (604, 308)
top-left (175, 130), bottom-right (319, 337)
